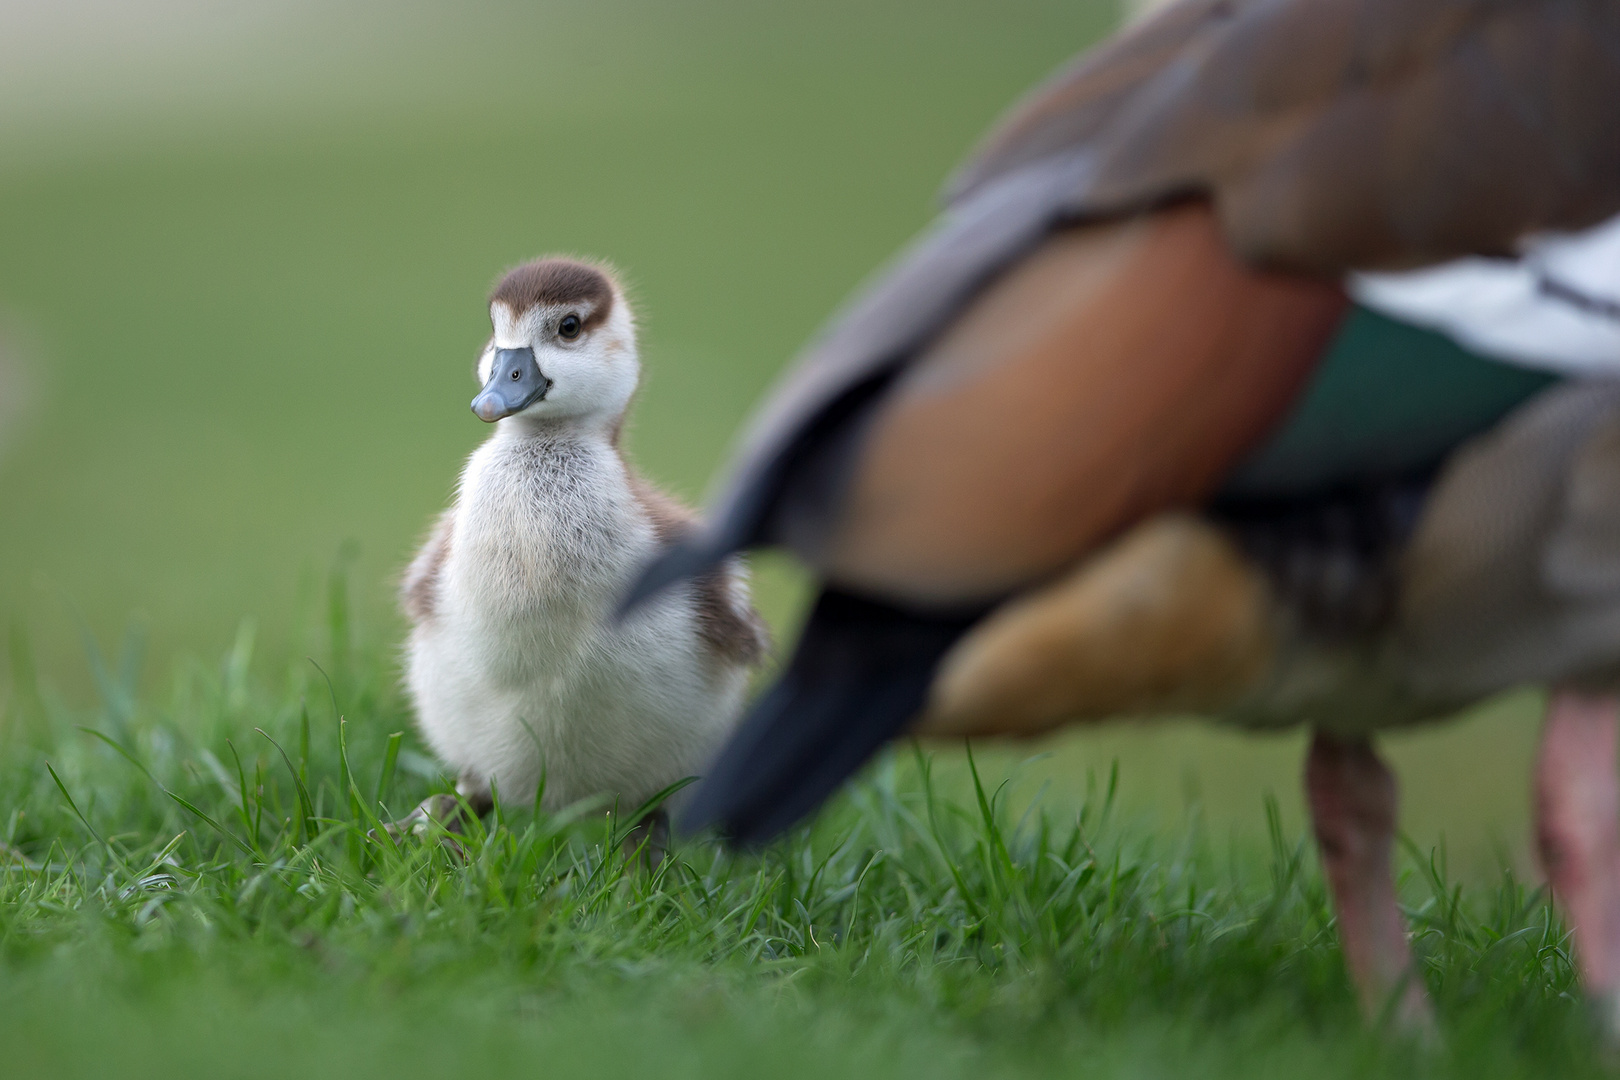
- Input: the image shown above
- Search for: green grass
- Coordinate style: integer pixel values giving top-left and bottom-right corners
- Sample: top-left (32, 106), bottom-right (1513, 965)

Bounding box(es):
top-left (0, 589), bottom-right (1608, 1079)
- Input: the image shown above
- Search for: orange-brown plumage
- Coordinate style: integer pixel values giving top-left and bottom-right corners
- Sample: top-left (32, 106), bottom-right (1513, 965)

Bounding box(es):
top-left (821, 204), bottom-right (1346, 603)
top-left (918, 514), bottom-right (1277, 736)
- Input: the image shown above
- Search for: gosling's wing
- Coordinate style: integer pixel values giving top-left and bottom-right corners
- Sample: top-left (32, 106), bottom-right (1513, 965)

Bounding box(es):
top-left (626, 472), bottom-right (773, 670)
top-left (401, 510), bottom-right (455, 624)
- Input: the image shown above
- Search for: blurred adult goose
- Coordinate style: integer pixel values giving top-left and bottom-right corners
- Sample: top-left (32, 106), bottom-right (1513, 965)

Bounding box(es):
top-left (625, 0), bottom-right (1620, 1031)
top-left (401, 258), bottom-right (768, 848)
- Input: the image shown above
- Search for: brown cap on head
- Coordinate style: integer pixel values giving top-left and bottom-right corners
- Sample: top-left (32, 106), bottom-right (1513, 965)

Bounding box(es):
top-left (490, 258), bottom-right (617, 331)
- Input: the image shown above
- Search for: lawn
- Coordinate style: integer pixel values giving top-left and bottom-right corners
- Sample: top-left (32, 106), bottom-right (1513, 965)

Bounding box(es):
top-left (0, 610), bottom-right (1605, 1079)
top-left (0, 0), bottom-right (1594, 1074)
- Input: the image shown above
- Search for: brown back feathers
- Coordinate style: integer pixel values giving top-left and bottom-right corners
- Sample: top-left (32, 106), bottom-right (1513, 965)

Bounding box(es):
top-left (951, 0), bottom-right (1620, 272)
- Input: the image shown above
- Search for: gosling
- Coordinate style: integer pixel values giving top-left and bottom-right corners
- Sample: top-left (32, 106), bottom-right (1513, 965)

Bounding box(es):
top-left (399, 258), bottom-right (768, 842)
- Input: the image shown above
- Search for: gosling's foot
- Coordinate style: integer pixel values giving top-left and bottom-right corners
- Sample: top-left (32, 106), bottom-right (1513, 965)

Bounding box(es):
top-left (621, 809), bottom-right (670, 870)
top-left (383, 791), bottom-right (492, 846)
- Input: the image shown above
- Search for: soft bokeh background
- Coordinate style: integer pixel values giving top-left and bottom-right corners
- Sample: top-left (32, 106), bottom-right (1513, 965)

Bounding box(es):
top-left (0, 0), bottom-right (1544, 874)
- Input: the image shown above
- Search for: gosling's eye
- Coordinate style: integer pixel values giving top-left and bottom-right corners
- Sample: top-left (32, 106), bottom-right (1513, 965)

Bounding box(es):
top-left (558, 314), bottom-right (582, 340)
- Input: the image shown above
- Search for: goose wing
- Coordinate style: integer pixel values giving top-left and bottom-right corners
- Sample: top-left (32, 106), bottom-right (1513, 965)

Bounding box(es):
top-left (636, 0), bottom-right (1620, 844)
top-left (953, 0), bottom-right (1620, 270)
top-left (625, 0), bottom-right (1620, 612)
top-left (1401, 382), bottom-right (1620, 694)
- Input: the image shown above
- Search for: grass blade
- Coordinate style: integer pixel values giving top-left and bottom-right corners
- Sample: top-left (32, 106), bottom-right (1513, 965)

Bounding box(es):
top-left (374, 731), bottom-right (403, 809)
top-left (257, 727), bottom-right (317, 844)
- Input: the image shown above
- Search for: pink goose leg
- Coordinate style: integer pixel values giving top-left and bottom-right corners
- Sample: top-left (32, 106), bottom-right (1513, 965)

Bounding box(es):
top-left (1306, 732), bottom-right (1434, 1030)
top-left (1535, 689), bottom-right (1620, 1033)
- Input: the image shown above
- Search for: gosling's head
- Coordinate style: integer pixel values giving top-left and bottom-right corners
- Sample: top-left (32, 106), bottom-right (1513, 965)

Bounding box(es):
top-left (471, 258), bottom-right (637, 429)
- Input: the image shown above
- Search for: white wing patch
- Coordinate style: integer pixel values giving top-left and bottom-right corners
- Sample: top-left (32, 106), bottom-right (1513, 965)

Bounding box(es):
top-left (1353, 212), bottom-right (1620, 375)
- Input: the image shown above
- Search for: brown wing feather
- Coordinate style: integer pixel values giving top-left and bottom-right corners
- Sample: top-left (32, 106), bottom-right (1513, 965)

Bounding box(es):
top-left (813, 204), bottom-right (1347, 604)
top-left (1545, 419), bottom-right (1620, 596)
top-left (1399, 382), bottom-right (1620, 695)
top-left (952, 0), bottom-right (1620, 270)
top-left (946, 0), bottom-right (1249, 199)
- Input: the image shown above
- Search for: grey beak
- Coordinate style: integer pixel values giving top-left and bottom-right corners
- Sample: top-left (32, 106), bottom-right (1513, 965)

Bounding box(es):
top-left (471, 347), bottom-right (552, 422)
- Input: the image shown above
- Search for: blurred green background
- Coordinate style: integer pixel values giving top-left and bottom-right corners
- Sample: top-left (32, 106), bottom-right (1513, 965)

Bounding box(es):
top-left (0, 0), bottom-right (1544, 873)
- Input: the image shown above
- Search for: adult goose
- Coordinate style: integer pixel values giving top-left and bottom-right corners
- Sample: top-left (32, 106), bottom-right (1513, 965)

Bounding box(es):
top-left (625, 0), bottom-right (1620, 1030)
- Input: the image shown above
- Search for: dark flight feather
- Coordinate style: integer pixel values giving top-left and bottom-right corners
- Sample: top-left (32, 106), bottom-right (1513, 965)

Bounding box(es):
top-left (677, 590), bottom-right (983, 844)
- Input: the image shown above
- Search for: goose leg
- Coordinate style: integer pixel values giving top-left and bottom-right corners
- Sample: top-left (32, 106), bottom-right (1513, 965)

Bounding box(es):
top-left (1305, 732), bottom-right (1434, 1030)
top-left (1535, 689), bottom-right (1620, 1034)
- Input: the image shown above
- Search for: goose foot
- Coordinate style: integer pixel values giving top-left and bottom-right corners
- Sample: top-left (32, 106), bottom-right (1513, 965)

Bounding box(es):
top-left (1306, 732), bottom-right (1436, 1035)
top-left (1536, 689), bottom-right (1620, 1044)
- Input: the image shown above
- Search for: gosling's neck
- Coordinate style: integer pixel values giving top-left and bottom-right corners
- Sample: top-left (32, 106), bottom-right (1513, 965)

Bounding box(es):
top-left (494, 406), bottom-right (628, 448)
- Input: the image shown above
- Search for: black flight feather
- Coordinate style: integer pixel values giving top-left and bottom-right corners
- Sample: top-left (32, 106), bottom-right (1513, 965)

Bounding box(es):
top-left (678, 589), bottom-right (984, 846)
